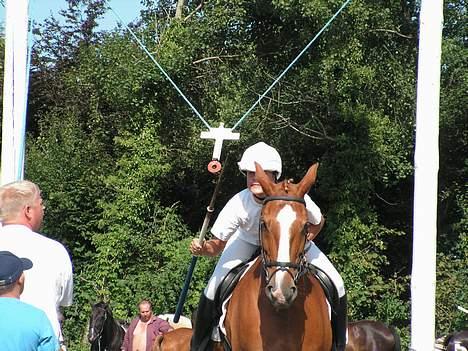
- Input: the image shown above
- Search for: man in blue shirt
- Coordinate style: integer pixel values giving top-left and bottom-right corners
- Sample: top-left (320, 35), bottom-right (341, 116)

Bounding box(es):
top-left (0, 251), bottom-right (59, 351)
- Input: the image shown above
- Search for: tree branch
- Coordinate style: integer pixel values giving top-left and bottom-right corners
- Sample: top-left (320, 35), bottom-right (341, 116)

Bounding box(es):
top-left (375, 192), bottom-right (398, 206)
top-left (184, 1), bottom-right (205, 22)
top-left (371, 28), bottom-right (413, 39)
top-left (192, 54), bottom-right (241, 64)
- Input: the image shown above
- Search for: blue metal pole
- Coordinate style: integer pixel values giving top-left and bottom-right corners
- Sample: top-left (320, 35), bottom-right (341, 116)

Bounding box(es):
top-left (174, 256), bottom-right (198, 322)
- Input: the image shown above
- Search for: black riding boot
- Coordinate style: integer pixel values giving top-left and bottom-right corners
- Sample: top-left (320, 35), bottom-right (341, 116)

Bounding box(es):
top-left (333, 294), bottom-right (348, 351)
top-left (191, 294), bottom-right (216, 351)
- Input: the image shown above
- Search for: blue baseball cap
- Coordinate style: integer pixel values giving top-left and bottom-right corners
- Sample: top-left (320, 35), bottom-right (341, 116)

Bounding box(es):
top-left (0, 251), bottom-right (33, 286)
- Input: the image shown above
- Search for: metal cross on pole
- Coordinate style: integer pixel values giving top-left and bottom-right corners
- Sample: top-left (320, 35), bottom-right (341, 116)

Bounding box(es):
top-left (200, 123), bottom-right (240, 173)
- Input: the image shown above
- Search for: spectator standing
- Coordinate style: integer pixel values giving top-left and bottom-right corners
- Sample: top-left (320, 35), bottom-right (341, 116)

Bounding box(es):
top-left (0, 180), bottom-right (73, 345)
top-left (0, 250), bottom-right (59, 351)
top-left (122, 300), bottom-right (173, 351)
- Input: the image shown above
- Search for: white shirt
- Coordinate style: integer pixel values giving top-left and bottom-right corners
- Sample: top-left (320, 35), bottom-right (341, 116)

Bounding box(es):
top-left (211, 189), bottom-right (322, 245)
top-left (0, 224), bottom-right (73, 338)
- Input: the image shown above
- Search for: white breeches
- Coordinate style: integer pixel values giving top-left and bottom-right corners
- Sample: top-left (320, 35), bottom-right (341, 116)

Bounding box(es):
top-left (204, 235), bottom-right (345, 300)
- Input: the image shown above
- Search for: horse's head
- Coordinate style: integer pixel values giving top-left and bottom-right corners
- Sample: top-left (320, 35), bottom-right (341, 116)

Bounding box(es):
top-left (256, 162), bottom-right (319, 309)
top-left (88, 301), bottom-right (110, 343)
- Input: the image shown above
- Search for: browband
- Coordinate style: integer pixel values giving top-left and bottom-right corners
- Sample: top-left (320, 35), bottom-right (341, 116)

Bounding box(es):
top-left (263, 196), bottom-right (306, 205)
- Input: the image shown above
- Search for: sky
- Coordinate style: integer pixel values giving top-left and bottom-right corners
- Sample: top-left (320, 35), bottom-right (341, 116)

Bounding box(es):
top-left (0, 0), bottom-right (145, 31)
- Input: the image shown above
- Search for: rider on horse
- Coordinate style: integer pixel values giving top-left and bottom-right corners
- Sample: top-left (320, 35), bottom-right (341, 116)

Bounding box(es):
top-left (189, 142), bottom-right (348, 350)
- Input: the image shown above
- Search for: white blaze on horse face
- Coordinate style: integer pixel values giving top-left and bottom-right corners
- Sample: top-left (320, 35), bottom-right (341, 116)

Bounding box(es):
top-left (275, 205), bottom-right (296, 286)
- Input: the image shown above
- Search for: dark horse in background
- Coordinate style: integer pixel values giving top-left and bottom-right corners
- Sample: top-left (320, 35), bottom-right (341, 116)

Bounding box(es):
top-left (88, 301), bottom-right (125, 351)
top-left (346, 320), bottom-right (401, 351)
top-left (444, 330), bottom-right (468, 351)
top-left (222, 163), bottom-right (332, 350)
top-left (436, 329), bottom-right (468, 351)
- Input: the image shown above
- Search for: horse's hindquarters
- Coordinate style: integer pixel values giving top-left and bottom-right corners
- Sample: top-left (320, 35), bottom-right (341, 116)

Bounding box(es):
top-left (152, 328), bottom-right (192, 351)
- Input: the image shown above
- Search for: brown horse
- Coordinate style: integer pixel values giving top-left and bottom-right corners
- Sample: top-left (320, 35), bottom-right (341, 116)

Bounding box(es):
top-left (223, 162), bottom-right (332, 350)
top-left (346, 320), bottom-right (401, 351)
top-left (152, 328), bottom-right (192, 351)
top-left (157, 313), bottom-right (192, 329)
top-left (151, 328), bottom-right (224, 351)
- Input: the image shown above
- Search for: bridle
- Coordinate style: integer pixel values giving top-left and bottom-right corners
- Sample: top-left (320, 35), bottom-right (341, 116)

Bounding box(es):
top-left (259, 195), bottom-right (311, 285)
top-left (90, 307), bottom-right (107, 351)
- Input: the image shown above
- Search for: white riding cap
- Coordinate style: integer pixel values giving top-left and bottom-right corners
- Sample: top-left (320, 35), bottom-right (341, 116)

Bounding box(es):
top-left (237, 142), bottom-right (282, 179)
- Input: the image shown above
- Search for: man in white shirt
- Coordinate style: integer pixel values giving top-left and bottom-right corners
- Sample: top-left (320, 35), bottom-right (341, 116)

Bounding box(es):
top-left (0, 180), bottom-right (73, 346)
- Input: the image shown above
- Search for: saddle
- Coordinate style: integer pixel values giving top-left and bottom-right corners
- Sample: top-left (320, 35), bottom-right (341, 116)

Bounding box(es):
top-left (307, 263), bottom-right (340, 314)
top-left (214, 262), bottom-right (251, 314)
top-left (212, 252), bottom-right (259, 351)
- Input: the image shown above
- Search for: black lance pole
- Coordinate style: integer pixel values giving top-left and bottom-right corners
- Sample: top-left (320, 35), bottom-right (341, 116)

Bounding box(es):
top-left (173, 160), bottom-right (226, 322)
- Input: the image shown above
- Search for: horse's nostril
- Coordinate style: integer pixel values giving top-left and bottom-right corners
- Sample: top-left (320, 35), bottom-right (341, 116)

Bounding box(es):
top-left (291, 286), bottom-right (297, 294)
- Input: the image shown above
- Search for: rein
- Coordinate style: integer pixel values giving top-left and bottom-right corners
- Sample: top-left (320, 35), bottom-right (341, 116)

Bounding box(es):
top-left (259, 195), bottom-right (311, 285)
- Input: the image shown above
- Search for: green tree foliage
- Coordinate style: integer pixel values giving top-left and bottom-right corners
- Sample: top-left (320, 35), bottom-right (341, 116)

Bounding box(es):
top-left (4, 0), bottom-right (463, 348)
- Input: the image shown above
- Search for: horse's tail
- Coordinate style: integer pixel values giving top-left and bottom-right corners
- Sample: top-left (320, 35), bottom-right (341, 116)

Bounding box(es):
top-left (390, 326), bottom-right (401, 351)
top-left (152, 335), bottom-right (164, 351)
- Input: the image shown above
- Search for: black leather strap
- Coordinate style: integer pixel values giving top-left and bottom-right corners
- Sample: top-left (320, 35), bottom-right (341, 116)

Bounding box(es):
top-left (263, 196), bottom-right (306, 205)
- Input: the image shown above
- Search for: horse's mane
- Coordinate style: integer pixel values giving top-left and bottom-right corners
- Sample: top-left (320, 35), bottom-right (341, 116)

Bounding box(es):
top-left (272, 179), bottom-right (298, 194)
top-left (281, 179), bottom-right (296, 193)
top-left (94, 301), bottom-right (107, 308)
top-left (93, 301), bottom-right (114, 317)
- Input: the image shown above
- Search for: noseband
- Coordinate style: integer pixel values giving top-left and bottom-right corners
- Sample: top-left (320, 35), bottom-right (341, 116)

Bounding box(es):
top-left (259, 196), bottom-right (311, 285)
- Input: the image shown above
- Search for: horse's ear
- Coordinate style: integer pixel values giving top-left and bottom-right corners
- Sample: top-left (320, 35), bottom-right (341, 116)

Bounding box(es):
top-left (255, 162), bottom-right (274, 195)
top-left (297, 163), bottom-right (319, 196)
